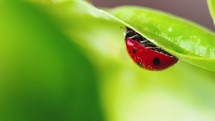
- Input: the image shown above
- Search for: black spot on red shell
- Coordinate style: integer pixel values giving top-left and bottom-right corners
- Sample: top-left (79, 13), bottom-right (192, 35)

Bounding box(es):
top-left (132, 49), bottom-right (137, 53)
top-left (153, 57), bottom-right (160, 66)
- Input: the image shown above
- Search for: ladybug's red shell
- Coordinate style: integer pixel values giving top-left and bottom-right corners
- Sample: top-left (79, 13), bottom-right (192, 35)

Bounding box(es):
top-left (125, 27), bottom-right (178, 71)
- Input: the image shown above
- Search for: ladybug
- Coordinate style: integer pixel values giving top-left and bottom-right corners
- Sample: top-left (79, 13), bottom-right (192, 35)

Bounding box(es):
top-left (125, 27), bottom-right (178, 71)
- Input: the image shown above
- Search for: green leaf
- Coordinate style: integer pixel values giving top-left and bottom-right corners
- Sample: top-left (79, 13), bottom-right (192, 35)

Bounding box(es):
top-left (86, 4), bottom-right (215, 72)
top-left (32, 0), bottom-right (215, 72)
top-left (208, 0), bottom-right (215, 26)
top-left (0, 1), bottom-right (103, 121)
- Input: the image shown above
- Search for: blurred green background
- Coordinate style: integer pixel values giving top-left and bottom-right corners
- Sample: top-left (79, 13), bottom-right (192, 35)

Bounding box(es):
top-left (0, 0), bottom-right (215, 121)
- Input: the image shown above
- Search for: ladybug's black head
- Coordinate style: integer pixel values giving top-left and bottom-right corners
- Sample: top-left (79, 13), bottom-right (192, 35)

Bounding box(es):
top-left (125, 27), bottom-right (138, 39)
top-left (124, 27), bottom-right (154, 46)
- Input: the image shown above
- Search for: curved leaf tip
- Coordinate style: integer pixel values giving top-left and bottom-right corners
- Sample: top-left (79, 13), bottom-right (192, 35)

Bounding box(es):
top-left (208, 0), bottom-right (215, 26)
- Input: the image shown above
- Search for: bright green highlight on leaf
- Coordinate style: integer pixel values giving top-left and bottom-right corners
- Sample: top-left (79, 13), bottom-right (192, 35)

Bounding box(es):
top-left (208, 0), bottom-right (215, 26)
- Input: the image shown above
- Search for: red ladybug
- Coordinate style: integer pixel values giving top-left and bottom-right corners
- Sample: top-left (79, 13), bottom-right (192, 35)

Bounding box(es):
top-left (125, 27), bottom-right (178, 71)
